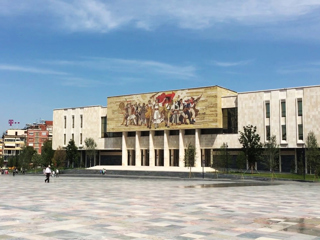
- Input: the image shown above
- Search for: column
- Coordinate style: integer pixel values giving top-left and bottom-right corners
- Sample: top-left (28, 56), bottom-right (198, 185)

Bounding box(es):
top-left (195, 129), bottom-right (201, 168)
top-left (122, 132), bottom-right (128, 166)
top-left (294, 148), bottom-right (298, 173)
top-left (279, 154), bottom-right (282, 173)
top-left (149, 131), bottom-right (155, 166)
top-left (142, 149), bottom-right (146, 166)
top-left (155, 149), bottom-right (159, 166)
top-left (179, 129), bottom-right (185, 167)
top-left (135, 131), bottom-right (141, 166)
top-left (164, 130), bottom-right (170, 167)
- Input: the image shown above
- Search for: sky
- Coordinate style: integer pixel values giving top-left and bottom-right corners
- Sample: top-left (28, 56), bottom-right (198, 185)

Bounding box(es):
top-left (1, 0), bottom-right (320, 135)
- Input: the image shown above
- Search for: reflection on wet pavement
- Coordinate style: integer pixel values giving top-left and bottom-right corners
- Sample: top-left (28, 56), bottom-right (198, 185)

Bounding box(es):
top-left (182, 181), bottom-right (281, 188)
top-left (256, 217), bottom-right (320, 237)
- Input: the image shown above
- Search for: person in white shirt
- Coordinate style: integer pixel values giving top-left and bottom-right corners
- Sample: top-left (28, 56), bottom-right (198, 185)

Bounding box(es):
top-left (45, 165), bottom-right (51, 183)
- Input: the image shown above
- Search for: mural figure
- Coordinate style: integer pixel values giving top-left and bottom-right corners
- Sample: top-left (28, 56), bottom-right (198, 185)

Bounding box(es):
top-left (118, 91), bottom-right (202, 129)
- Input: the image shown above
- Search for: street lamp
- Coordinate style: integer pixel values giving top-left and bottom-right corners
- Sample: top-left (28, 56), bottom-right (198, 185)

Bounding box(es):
top-left (202, 158), bottom-right (205, 179)
top-left (225, 143), bottom-right (228, 173)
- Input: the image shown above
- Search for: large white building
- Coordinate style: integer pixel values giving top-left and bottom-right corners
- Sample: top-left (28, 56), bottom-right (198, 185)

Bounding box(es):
top-left (52, 85), bottom-right (320, 173)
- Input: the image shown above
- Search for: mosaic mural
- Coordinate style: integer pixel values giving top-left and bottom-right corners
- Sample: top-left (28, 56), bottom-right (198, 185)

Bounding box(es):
top-left (107, 86), bottom-right (235, 132)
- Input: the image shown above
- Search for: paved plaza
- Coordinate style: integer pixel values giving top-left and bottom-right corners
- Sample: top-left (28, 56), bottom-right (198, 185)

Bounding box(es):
top-left (1, 175), bottom-right (320, 240)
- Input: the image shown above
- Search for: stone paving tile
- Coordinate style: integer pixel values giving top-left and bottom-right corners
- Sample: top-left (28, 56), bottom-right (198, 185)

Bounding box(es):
top-left (1, 175), bottom-right (320, 239)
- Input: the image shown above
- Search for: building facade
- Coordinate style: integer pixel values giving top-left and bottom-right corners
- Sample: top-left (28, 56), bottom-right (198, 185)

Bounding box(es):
top-left (0, 138), bottom-right (3, 160)
top-left (3, 129), bottom-right (27, 165)
top-left (26, 121), bottom-right (53, 154)
top-left (52, 85), bottom-right (320, 172)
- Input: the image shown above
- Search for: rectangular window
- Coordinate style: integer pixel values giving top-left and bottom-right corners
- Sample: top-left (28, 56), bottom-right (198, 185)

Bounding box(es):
top-left (64, 116), bottom-right (67, 128)
top-left (185, 129), bottom-right (195, 135)
top-left (101, 117), bottom-right (107, 138)
top-left (80, 115), bottom-right (83, 128)
top-left (265, 102), bottom-right (270, 118)
top-left (298, 124), bottom-right (303, 140)
top-left (222, 108), bottom-right (238, 133)
top-left (169, 130), bottom-right (179, 136)
top-left (72, 115), bottom-right (75, 128)
top-left (266, 125), bottom-right (270, 141)
top-left (80, 133), bottom-right (82, 144)
top-left (281, 101), bottom-right (286, 117)
top-left (141, 131), bottom-right (149, 137)
top-left (297, 99), bottom-right (303, 116)
top-left (106, 132), bottom-right (122, 138)
top-left (154, 131), bottom-right (164, 136)
top-left (127, 132), bottom-right (136, 137)
top-left (72, 133), bottom-right (74, 141)
top-left (64, 134), bottom-right (66, 145)
top-left (282, 125), bottom-right (286, 141)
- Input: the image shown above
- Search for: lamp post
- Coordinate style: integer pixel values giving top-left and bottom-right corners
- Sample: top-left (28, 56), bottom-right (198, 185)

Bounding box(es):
top-left (302, 144), bottom-right (305, 180)
top-left (202, 159), bottom-right (205, 179)
top-left (225, 143), bottom-right (228, 173)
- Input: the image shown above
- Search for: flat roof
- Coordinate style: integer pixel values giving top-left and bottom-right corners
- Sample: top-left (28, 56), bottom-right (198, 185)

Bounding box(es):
top-left (107, 85), bottom-right (237, 98)
top-left (53, 105), bottom-right (106, 111)
top-left (238, 84), bottom-right (320, 95)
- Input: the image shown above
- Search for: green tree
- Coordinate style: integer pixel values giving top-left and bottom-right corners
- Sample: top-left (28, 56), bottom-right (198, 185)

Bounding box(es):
top-left (84, 138), bottom-right (97, 167)
top-left (0, 156), bottom-right (4, 168)
top-left (238, 125), bottom-right (263, 173)
top-left (8, 155), bottom-right (19, 169)
top-left (306, 131), bottom-right (320, 180)
top-left (19, 146), bottom-right (36, 171)
top-left (263, 135), bottom-right (279, 180)
top-left (66, 139), bottom-right (79, 168)
top-left (53, 146), bottom-right (66, 168)
top-left (212, 152), bottom-right (222, 177)
top-left (184, 143), bottom-right (196, 178)
top-left (31, 153), bottom-right (42, 173)
top-left (41, 140), bottom-right (55, 167)
top-left (236, 151), bottom-right (247, 172)
top-left (216, 143), bottom-right (230, 173)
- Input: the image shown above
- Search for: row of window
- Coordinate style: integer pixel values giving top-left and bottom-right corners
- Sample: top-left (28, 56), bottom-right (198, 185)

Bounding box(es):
top-left (266, 124), bottom-right (303, 141)
top-left (101, 129), bottom-right (228, 139)
top-left (64, 115), bottom-right (83, 129)
top-left (265, 99), bottom-right (302, 118)
top-left (28, 138), bottom-right (47, 143)
top-left (64, 133), bottom-right (83, 145)
top-left (28, 132), bottom-right (47, 136)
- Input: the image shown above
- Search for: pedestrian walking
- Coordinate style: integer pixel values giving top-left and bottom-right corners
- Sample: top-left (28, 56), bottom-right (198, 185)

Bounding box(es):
top-left (56, 169), bottom-right (59, 177)
top-left (44, 165), bottom-right (51, 183)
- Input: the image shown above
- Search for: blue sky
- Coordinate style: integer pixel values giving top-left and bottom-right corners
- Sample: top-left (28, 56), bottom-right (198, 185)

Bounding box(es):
top-left (1, 0), bottom-right (320, 135)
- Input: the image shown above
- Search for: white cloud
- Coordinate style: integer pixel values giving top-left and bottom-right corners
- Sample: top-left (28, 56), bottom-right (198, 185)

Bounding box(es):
top-left (1, 0), bottom-right (320, 35)
top-left (277, 61), bottom-right (320, 74)
top-left (45, 57), bottom-right (197, 80)
top-left (60, 77), bottom-right (106, 87)
top-left (0, 64), bottom-right (68, 75)
top-left (212, 60), bottom-right (253, 67)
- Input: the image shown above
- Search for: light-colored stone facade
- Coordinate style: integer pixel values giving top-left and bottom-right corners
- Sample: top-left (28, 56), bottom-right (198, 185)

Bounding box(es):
top-left (52, 85), bottom-right (320, 172)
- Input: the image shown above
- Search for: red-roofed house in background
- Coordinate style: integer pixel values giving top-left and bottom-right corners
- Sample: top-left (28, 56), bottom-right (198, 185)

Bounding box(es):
top-left (26, 121), bottom-right (53, 154)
